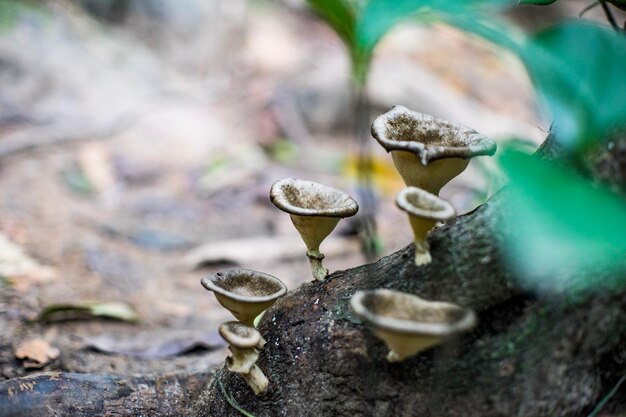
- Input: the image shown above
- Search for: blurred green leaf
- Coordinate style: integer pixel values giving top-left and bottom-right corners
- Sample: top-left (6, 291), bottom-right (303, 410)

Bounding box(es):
top-left (443, 19), bottom-right (626, 153)
top-left (498, 147), bottom-right (626, 294)
top-left (61, 167), bottom-right (95, 196)
top-left (306, 0), bottom-right (358, 47)
top-left (356, 0), bottom-right (515, 53)
top-left (520, 21), bottom-right (626, 152)
top-left (305, 0), bottom-right (371, 83)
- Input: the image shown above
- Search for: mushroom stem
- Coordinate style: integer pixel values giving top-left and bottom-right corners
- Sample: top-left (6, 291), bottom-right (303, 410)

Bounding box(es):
top-left (408, 216), bottom-right (437, 266)
top-left (227, 346), bottom-right (259, 374)
top-left (241, 364), bottom-right (269, 396)
top-left (306, 249), bottom-right (328, 281)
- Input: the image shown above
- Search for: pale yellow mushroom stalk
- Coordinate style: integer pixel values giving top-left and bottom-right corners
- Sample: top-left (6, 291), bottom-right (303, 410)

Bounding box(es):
top-left (270, 178), bottom-right (359, 281)
top-left (396, 187), bottom-right (456, 266)
top-left (371, 105), bottom-right (496, 195)
top-left (350, 289), bottom-right (476, 362)
top-left (219, 321), bottom-right (269, 395)
top-left (201, 268), bottom-right (287, 327)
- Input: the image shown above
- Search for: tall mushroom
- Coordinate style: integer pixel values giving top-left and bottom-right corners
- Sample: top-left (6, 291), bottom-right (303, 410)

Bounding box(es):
top-left (371, 105), bottom-right (497, 195)
top-left (219, 321), bottom-right (268, 396)
top-left (201, 268), bottom-right (287, 327)
top-left (350, 289), bottom-right (476, 362)
top-left (396, 186), bottom-right (456, 266)
top-left (269, 178), bottom-right (359, 281)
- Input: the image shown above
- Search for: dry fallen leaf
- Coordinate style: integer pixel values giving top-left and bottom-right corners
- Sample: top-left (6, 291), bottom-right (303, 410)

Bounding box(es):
top-left (15, 339), bottom-right (60, 369)
top-left (38, 301), bottom-right (140, 323)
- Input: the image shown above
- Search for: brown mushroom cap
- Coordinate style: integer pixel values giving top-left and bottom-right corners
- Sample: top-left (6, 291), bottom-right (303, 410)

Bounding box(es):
top-left (202, 268), bottom-right (287, 303)
top-left (350, 289), bottom-right (476, 336)
top-left (396, 187), bottom-right (456, 221)
top-left (371, 105), bottom-right (496, 166)
top-left (219, 321), bottom-right (262, 349)
top-left (270, 178), bottom-right (359, 218)
top-left (201, 268), bottom-right (287, 325)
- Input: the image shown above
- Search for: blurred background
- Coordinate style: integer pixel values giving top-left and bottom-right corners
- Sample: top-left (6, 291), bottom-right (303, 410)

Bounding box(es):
top-left (0, 0), bottom-right (609, 378)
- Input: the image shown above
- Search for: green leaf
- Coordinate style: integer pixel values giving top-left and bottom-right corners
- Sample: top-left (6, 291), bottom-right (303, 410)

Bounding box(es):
top-left (356, 0), bottom-right (515, 53)
top-left (448, 19), bottom-right (626, 153)
top-left (305, 0), bottom-right (371, 83)
top-left (520, 21), bottom-right (626, 151)
top-left (306, 0), bottom-right (358, 48)
top-left (498, 147), bottom-right (626, 294)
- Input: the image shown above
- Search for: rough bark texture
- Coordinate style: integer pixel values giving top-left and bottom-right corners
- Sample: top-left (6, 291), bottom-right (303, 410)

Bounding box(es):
top-left (190, 137), bottom-right (626, 417)
top-left (0, 371), bottom-right (209, 417)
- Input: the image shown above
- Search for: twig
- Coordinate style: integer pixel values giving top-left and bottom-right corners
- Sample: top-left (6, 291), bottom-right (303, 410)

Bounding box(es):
top-left (579, 1), bottom-right (600, 17)
top-left (217, 372), bottom-right (257, 417)
top-left (599, 0), bottom-right (621, 31)
top-left (586, 374), bottom-right (626, 417)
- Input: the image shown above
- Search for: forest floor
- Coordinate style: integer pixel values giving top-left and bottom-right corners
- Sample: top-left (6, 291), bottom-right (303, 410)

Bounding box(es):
top-left (0, 0), bottom-right (597, 384)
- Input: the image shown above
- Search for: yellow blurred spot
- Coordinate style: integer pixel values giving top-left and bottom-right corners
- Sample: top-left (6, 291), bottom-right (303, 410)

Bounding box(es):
top-left (342, 154), bottom-right (405, 196)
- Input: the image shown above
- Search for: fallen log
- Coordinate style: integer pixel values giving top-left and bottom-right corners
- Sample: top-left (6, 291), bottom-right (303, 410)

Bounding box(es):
top-left (0, 371), bottom-right (208, 417)
top-left (189, 136), bottom-right (626, 416)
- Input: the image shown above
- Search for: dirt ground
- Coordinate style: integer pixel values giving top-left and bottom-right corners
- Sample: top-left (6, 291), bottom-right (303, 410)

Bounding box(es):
top-left (1, 0), bottom-right (603, 383)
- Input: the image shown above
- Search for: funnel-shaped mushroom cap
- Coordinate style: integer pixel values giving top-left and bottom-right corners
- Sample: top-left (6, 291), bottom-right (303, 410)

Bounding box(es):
top-left (219, 321), bottom-right (262, 349)
top-left (396, 187), bottom-right (456, 266)
top-left (351, 289), bottom-right (476, 362)
top-left (202, 269), bottom-right (287, 326)
top-left (371, 106), bottom-right (496, 194)
top-left (270, 178), bottom-right (359, 219)
top-left (396, 187), bottom-right (456, 221)
top-left (270, 178), bottom-right (359, 281)
top-left (219, 321), bottom-right (262, 374)
top-left (270, 178), bottom-right (359, 251)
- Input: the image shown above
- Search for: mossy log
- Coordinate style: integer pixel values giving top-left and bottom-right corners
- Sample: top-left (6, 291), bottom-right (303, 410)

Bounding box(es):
top-left (190, 137), bottom-right (626, 417)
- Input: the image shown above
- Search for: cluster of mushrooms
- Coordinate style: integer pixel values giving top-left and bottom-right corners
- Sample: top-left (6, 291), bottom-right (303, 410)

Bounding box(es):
top-left (202, 105), bottom-right (496, 394)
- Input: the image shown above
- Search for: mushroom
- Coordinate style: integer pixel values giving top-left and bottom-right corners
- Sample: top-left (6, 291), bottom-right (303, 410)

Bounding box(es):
top-left (371, 105), bottom-right (496, 195)
top-left (219, 321), bottom-right (268, 395)
top-left (350, 289), bottom-right (476, 362)
top-left (201, 268), bottom-right (287, 327)
top-left (396, 186), bottom-right (456, 265)
top-left (269, 178), bottom-right (359, 281)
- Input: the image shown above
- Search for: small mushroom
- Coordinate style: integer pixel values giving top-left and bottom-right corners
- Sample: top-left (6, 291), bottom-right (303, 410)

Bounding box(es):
top-left (269, 178), bottom-right (359, 281)
top-left (201, 268), bottom-right (287, 327)
top-left (219, 321), bottom-right (268, 395)
top-left (371, 105), bottom-right (496, 195)
top-left (350, 289), bottom-right (476, 362)
top-left (396, 187), bottom-right (456, 266)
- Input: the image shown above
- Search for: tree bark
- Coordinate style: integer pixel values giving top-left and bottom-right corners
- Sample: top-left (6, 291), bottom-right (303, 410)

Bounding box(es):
top-left (0, 371), bottom-right (208, 417)
top-left (190, 137), bottom-right (626, 417)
